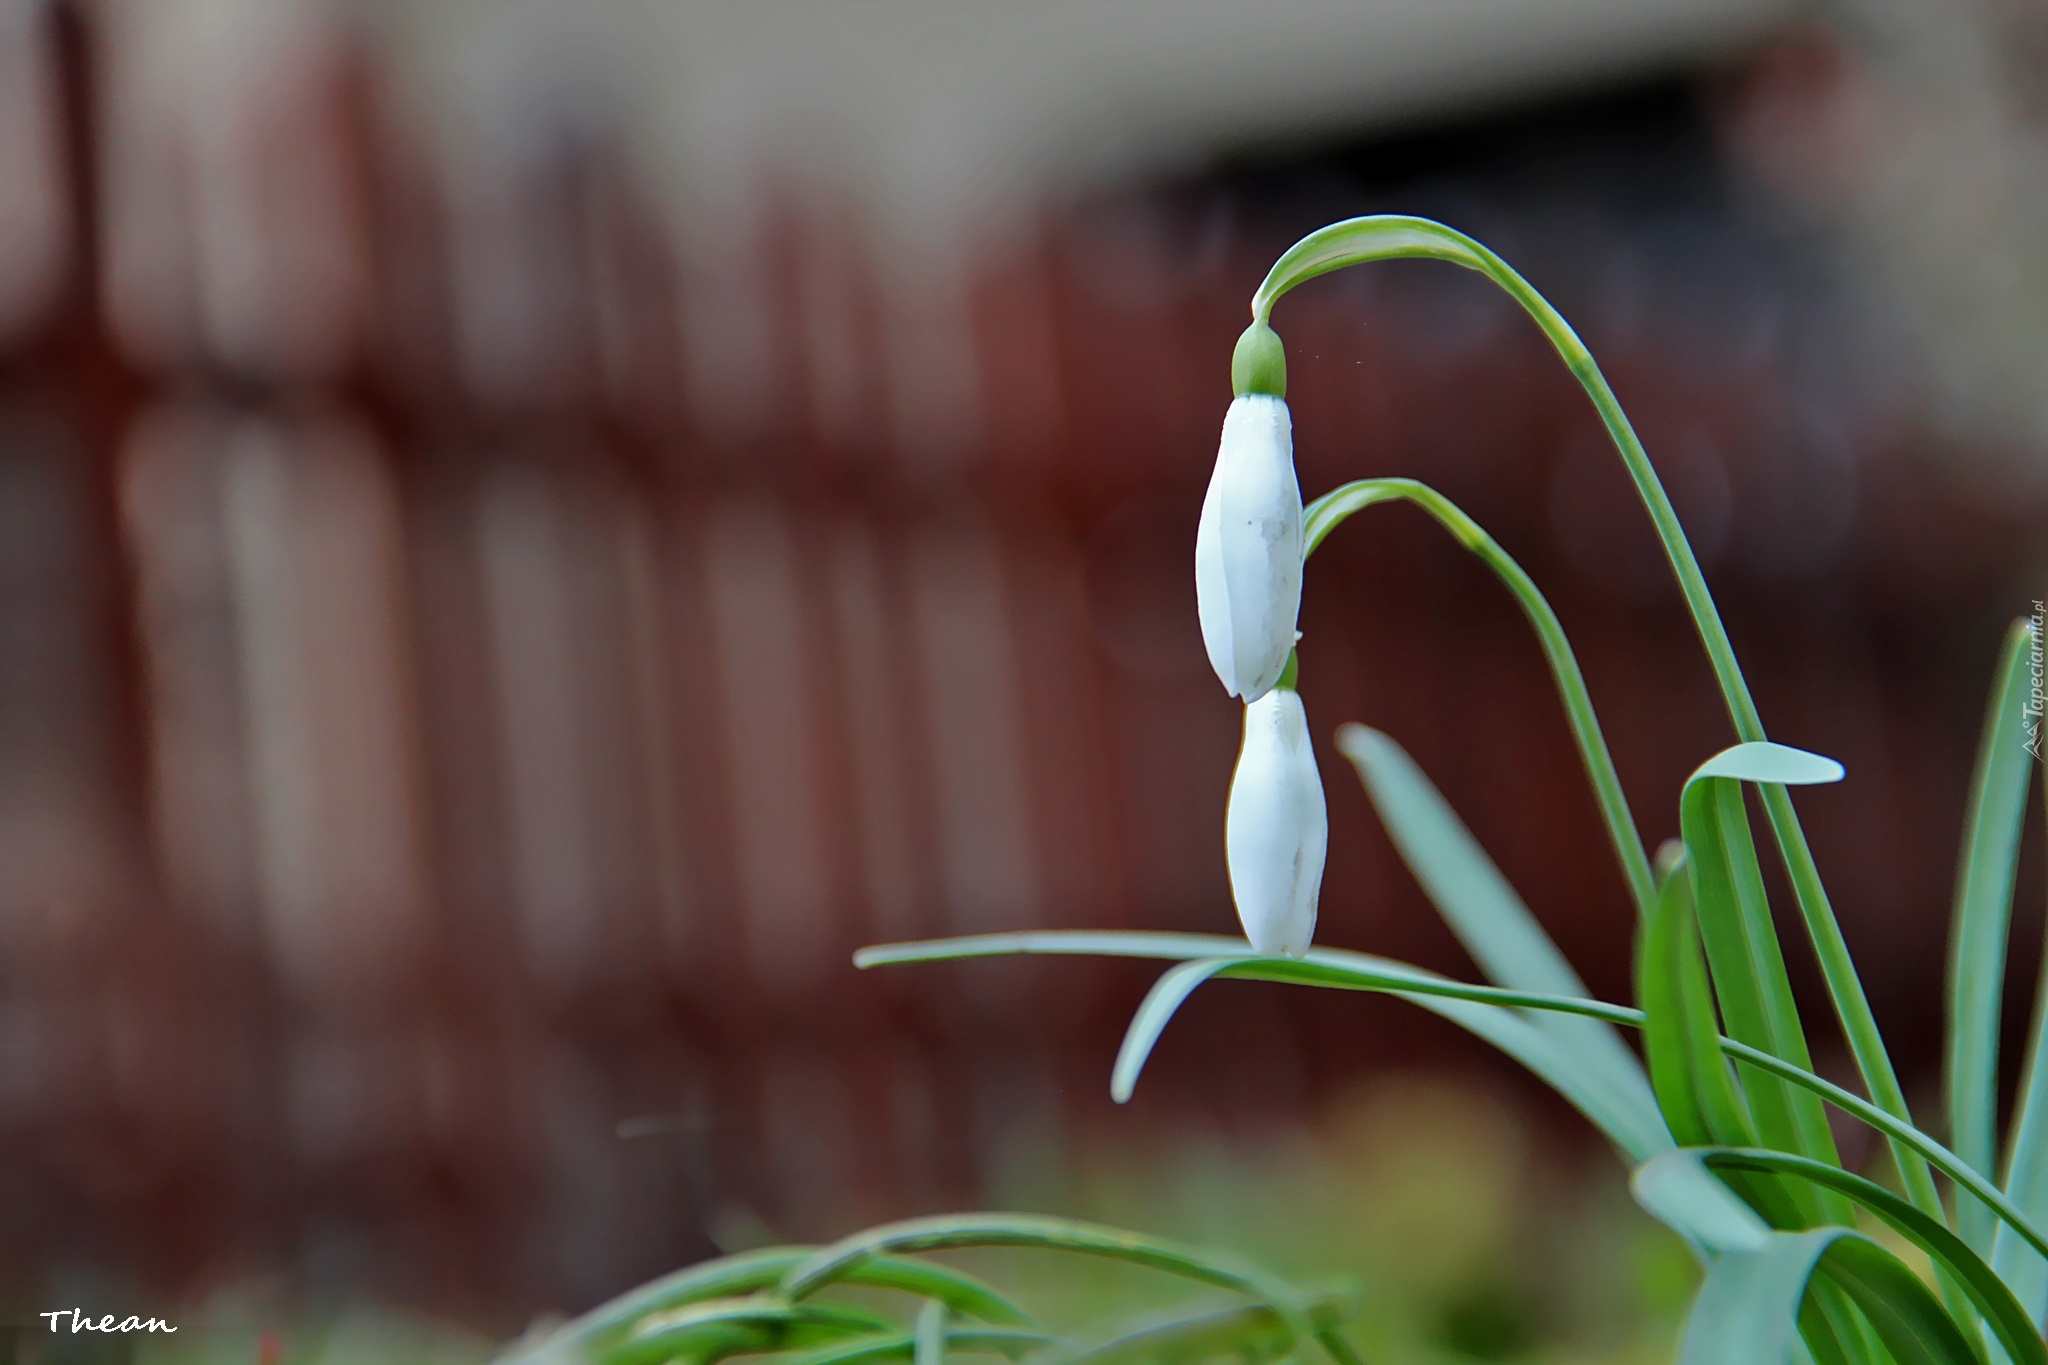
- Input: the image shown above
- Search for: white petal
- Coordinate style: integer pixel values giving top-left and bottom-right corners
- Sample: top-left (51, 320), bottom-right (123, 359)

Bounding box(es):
top-left (1195, 396), bottom-right (1301, 701)
top-left (1195, 468), bottom-right (1237, 695)
top-left (1226, 688), bottom-right (1327, 957)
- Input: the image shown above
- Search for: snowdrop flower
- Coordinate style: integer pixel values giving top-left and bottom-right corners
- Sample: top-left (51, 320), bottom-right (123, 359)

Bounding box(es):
top-left (1196, 324), bottom-right (1301, 702)
top-left (1226, 666), bottom-right (1326, 957)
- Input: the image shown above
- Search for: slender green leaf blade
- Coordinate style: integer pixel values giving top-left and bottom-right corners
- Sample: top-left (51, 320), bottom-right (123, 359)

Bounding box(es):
top-left (857, 927), bottom-right (2048, 1264)
top-left (1949, 619), bottom-right (2041, 1255)
top-left (786, 1326), bottom-right (1061, 1365)
top-left (780, 1214), bottom-right (1286, 1309)
top-left (1816, 1236), bottom-right (1986, 1365)
top-left (1336, 725), bottom-right (1660, 1124)
top-left (1631, 1150), bottom-right (1771, 1254)
top-left (1681, 746), bottom-right (1851, 1225)
top-left (913, 1300), bottom-right (946, 1365)
top-left (1680, 1228), bottom-right (1846, 1365)
top-left (1112, 959), bottom-right (1246, 1102)
top-left (1693, 742), bottom-right (1846, 787)
top-left (1068, 1288), bottom-right (1358, 1365)
top-left (1688, 1148), bottom-right (2047, 1365)
top-left (1681, 1229), bottom-right (1980, 1365)
top-left (602, 1298), bottom-right (897, 1365)
top-left (1994, 669), bottom-right (2048, 1322)
top-left (1639, 857), bottom-right (1761, 1153)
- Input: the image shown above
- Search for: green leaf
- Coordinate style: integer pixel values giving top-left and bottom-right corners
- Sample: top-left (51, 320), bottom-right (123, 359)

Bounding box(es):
top-left (1112, 958), bottom-right (1246, 1103)
top-left (1817, 1236), bottom-right (1988, 1365)
top-left (1632, 1150), bottom-right (1771, 1255)
top-left (913, 1300), bottom-right (946, 1365)
top-left (1066, 1287), bottom-right (1358, 1365)
top-left (1681, 1229), bottom-right (1981, 1365)
top-left (1334, 726), bottom-right (1662, 1129)
top-left (1691, 1148), bottom-right (2047, 1365)
top-left (1639, 856), bottom-right (1760, 1153)
top-left (1109, 953), bottom-right (1668, 1160)
top-left (778, 1214), bottom-right (1292, 1314)
top-left (1949, 620), bottom-right (2042, 1256)
top-left (786, 1326), bottom-right (1061, 1365)
top-left (857, 929), bottom-right (2048, 1265)
top-left (506, 1246), bottom-right (1033, 1364)
top-left (1692, 743), bottom-right (1846, 786)
top-left (600, 1297), bottom-right (897, 1365)
top-left (1995, 675), bottom-right (2048, 1323)
top-left (1680, 745), bottom-right (1852, 1227)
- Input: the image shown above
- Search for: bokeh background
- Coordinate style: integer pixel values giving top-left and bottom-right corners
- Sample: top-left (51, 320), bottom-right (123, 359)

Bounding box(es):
top-left (0, 0), bottom-right (2045, 1358)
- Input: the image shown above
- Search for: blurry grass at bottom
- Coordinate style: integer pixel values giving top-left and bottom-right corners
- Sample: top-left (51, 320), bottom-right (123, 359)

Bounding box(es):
top-left (962, 1071), bottom-right (1696, 1365)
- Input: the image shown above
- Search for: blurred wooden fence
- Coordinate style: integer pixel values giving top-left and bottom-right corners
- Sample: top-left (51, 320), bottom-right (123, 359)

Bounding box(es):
top-left (0, 0), bottom-right (2034, 1324)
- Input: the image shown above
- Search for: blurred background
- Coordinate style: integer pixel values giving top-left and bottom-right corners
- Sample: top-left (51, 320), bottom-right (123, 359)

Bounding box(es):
top-left (0, 0), bottom-right (2045, 1357)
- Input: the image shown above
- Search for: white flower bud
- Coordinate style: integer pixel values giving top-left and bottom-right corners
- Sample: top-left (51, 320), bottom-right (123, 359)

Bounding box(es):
top-left (1226, 684), bottom-right (1326, 957)
top-left (1195, 395), bottom-right (1302, 701)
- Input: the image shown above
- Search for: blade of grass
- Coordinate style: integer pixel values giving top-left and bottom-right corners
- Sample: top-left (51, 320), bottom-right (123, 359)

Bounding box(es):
top-left (1253, 212), bottom-right (1940, 1225)
top-left (1949, 619), bottom-right (2042, 1256)
top-left (1334, 725), bottom-right (1660, 1120)
top-left (1305, 480), bottom-right (1655, 917)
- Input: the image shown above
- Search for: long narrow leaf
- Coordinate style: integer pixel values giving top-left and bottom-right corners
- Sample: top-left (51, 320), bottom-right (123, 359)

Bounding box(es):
top-left (1630, 1149), bottom-right (1771, 1254)
top-left (1681, 1230), bottom-right (1980, 1365)
top-left (506, 1246), bottom-right (1032, 1364)
top-left (1817, 1236), bottom-right (1987, 1365)
top-left (1645, 1148), bottom-right (2046, 1365)
top-left (1994, 677), bottom-right (2048, 1321)
top-left (856, 929), bottom-right (2048, 1263)
top-left (1681, 744), bottom-right (1851, 1227)
top-left (1950, 619), bottom-right (2042, 1256)
top-left (1335, 726), bottom-right (1662, 1124)
top-left (603, 1298), bottom-right (897, 1365)
top-left (913, 1301), bottom-right (946, 1365)
top-left (779, 1215), bottom-right (1308, 1342)
top-left (1639, 856), bottom-right (1759, 1151)
top-left (1067, 1287), bottom-right (1358, 1365)
top-left (1112, 958), bottom-right (1244, 1102)
top-left (1680, 1229), bottom-right (1845, 1365)
top-left (786, 1327), bottom-right (1062, 1365)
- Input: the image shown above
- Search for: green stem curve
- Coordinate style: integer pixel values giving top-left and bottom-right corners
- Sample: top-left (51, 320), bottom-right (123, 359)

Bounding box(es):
top-left (1255, 213), bottom-right (1936, 1224)
top-left (1304, 476), bottom-right (1655, 919)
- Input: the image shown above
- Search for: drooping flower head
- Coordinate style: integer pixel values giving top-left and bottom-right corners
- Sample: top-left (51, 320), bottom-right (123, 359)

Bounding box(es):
top-left (1195, 322), bottom-right (1301, 702)
top-left (1226, 655), bottom-right (1327, 957)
